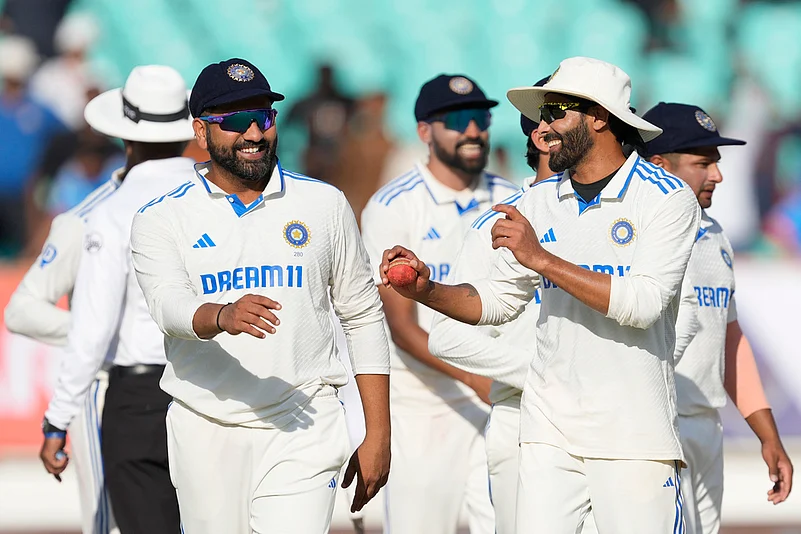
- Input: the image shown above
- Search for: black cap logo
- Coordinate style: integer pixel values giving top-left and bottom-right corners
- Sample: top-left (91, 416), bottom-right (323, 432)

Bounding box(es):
top-left (227, 64), bottom-right (254, 83)
top-left (448, 76), bottom-right (473, 95)
top-left (694, 110), bottom-right (717, 132)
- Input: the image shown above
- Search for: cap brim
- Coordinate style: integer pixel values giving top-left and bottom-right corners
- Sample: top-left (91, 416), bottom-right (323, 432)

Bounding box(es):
top-left (85, 88), bottom-right (195, 143)
top-left (507, 86), bottom-right (663, 143)
top-left (199, 86), bottom-right (285, 116)
top-left (671, 137), bottom-right (747, 152)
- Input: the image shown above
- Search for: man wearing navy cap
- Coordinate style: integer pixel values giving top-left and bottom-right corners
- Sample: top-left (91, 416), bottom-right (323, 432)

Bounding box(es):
top-left (130, 58), bottom-right (392, 533)
top-left (643, 102), bottom-right (794, 534)
top-left (361, 74), bottom-right (517, 534)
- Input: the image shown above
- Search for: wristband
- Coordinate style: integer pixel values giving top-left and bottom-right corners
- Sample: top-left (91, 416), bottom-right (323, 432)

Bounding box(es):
top-left (216, 303), bottom-right (231, 332)
top-left (45, 432), bottom-right (67, 439)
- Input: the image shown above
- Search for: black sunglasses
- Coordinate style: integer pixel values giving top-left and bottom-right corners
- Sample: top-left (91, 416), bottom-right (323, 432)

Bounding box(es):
top-left (539, 101), bottom-right (594, 124)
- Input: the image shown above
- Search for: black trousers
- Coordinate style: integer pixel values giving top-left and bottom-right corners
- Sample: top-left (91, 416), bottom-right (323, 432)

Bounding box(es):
top-left (101, 366), bottom-right (180, 534)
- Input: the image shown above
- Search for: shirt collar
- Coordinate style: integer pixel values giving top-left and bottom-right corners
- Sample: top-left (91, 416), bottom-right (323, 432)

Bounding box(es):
top-left (110, 166), bottom-right (125, 186)
top-left (556, 152), bottom-right (641, 206)
top-left (696, 210), bottom-right (716, 242)
top-left (193, 159), bottom-right (285, 217)
top-left (415, 160), bottom-right (493, 208)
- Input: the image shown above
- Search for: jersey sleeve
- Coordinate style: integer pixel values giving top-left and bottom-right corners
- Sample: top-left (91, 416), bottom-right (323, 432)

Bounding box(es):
top-left (360, 197), bottom-right (410, 285)
top-left (673, 273), bottom-right (700, 366)
top-left (44, 210), bottom-right (129, 429)
top-left (606, 189), bottom-right (701, 329)
top-left (130, 208), bottom-right (205, 341)
top-left (3, 214), bottom-right (81, 346)
top-left (428, 227), bottom-right (534, 389)
top-left (330, 192), bottom-right (390, 375)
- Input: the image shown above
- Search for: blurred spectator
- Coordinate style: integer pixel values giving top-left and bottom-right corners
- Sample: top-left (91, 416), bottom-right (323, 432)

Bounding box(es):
top-left (0, 36), bottom-right (66, 258)
top-left (0, 0), bottom-right (73, 58)
top-left (287, 64), bottom-right (354, 182)
top-left (30, 12), bottom-right (102, 129)
top-left (764, 191), bottom-right (801, 256)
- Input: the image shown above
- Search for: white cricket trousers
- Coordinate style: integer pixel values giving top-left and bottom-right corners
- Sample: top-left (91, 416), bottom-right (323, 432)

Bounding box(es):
top-left (516, 442), bottom-right (686, 534)
top-left (68, 370), bottom-right (118, 534)
top-left (678, 411), bottom-right (724, 534)
top-left (485, 396), bottom-right (597, 534)
top-left (384, 396), bottom-right (494, 534)
top-left (166, 389), bottom-right (351, 534)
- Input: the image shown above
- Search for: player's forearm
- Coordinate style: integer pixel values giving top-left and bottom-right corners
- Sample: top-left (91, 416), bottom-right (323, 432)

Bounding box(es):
top-left (389, 320), bottom-right (475, 383)
top-left (725, 321), bottom-right (770, 418)
top-left (416, 282), bottom-right (483, 325)
top-left (192, 302), bottom-right (227, 339)
top-left (535, 253), bottom-right (611, 315)
top-left (354, 374), bottom-right (390, 444)
top-left (746, 409), bottom-right (784, 447)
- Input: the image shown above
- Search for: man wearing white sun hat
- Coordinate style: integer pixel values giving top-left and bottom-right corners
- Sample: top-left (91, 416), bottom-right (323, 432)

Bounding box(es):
top-left (378, 56), bottom-right (700, 533)
top-left (39, 64), bottom-right (196, 533)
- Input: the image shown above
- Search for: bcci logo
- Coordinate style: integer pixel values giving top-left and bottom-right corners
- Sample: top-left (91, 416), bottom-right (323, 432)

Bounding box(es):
top-left (695, 110), bottom-right (717, 132)
top-left (610, 218), bottom-right (636, 246)
top-left (284, 220), bottom-right (310, 248)
top-left (448, 76), bottom-right (473, 95)
top-left (227, 64), bottom-right (255, 83)
top-left (721, 248), bottom-right (733, 269)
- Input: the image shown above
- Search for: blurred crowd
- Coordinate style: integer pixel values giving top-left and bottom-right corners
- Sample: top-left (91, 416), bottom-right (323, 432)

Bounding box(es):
top-left (1, 0), bottom-right (801, 261)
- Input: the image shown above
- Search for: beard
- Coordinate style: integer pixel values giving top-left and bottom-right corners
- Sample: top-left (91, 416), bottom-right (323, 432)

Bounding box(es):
top-left (547, 120), bottom-right (593, 173)
top-left (206, 130), bottom-right (278, 182)
top-left (432, 136), bottom-right (489, 175)
top-left (525, 137), bottom-right (539, 173)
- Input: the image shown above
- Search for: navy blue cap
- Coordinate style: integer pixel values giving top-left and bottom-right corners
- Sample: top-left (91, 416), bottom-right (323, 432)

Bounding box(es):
top-left (520, 76), bottom-right (551, 137)
top-left (642, 102), bottom-right (745, 156)
top-left (189, 58), bottom-right (285, 118)
top-left (414, 74), bottom-right (498, 122)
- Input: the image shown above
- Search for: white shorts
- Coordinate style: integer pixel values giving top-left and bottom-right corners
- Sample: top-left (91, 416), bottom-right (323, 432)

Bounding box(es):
top-left (68, 370), bottom-right (118, 534)
top-left (517, 442), bottom-right (685, 534)
top-left (384, 393), bottom-right (494, 534)
top-left (166, 390), bottom-right (351, 534)
top-left (678, 412), bottom-right (724, 534)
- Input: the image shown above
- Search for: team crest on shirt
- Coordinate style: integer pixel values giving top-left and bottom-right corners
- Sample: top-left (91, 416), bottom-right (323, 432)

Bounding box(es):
top-left (39, 244), bottom-right (57, 267)
top-left (609, 218), bottom-right (636, 246)
top-left (721, 248), bottom-right (733, 269)
top-left (227, 63), bottom-right (254, 82)
top-left (695, 110), bottom-right (717, 132)
top-left (85, 232), bottom-right (103, 253)
top-left (448, 77), bottom-right (473, 95)
top-left (284, 220), bottom-right (311, 248)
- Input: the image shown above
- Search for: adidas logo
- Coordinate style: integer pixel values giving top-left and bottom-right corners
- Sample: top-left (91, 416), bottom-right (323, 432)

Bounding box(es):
top-left (328, 478), bottom-right (337, 489)
top-left (192, 233), bottom-right (216, 249)
top-left (663, 477), bottom-right (675, 488)
top-left (539, 228), bottom-right (557, 244)
top-left (423, 227), bottom-right (441, 240)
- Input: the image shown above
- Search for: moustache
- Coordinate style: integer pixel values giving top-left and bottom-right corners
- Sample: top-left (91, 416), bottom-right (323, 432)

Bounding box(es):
top-left (544, 133), bottom-right (563, 143)
top-left (456, 139), bottom-right (486, 149)
top-left (234, 141), bottom-right (269, 151)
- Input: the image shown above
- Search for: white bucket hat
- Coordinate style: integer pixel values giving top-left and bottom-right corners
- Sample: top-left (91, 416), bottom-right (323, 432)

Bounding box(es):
top-left (507, 57), bottom-right (662, 143)
top-left (84, 65), bottom-right (194, 143)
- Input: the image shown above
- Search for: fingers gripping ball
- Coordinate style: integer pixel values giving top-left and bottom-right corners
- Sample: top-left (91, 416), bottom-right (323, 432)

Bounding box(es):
top-left (387, 258), bottom-right (418, 286)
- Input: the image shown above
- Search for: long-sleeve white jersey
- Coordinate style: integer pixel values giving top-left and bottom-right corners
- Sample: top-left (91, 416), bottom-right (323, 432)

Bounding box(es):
top-left (4, 173), bottom-right (121, 346)
top-left (130, 162), bottom-right (390, 428)
top-left (360, 161), bottom-right (519, 409)
top-left (44, 158), bottom-right (197, 430)
top-left (674, 212), bottom-right (737, 416)
top-left (428, 178), bottom-right (540, 404)
top-left (473, 152), bottom-right (701, 461)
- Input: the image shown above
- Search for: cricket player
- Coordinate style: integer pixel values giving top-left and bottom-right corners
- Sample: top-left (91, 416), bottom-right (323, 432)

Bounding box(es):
top-left (40, 65), bottom-right (196, 533)
top-left (130, 58), bottom-right (391, 534)
top-left (361, 73), bottom-right (518, 534)
top-left (643, 102), bottom-right (794, 534)
top-left (380, 57), bottom-right (701, 534)
top-left (4, 174), bottom-right (121, 534)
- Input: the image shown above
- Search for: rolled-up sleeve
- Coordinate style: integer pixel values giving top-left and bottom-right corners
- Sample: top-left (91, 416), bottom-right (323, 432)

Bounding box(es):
top-left (330, 192), bottom-right (390, 375)
top-left (473, 245), bottom-right (541, 326)
top-left (673, 274), bottom-right (700, 366)
top-left (130, 209), bottom-right (205, 340)
top-left (607, 189), bottom-right (701, 329)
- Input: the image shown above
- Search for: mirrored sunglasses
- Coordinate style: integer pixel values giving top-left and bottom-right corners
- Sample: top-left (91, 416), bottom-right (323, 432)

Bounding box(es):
top-left (199, 108), bottom-right (278, 133)
top-left (539, 102), bottom-right (592, 124)
top-left (428, 108), bottom-right (491, 133)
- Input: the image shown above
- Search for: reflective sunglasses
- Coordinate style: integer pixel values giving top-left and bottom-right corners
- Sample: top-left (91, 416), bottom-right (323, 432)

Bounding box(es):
top-left (539, 102), bottom-right (593, 124)
top-left (428, 108), bottom-right (492, 133)
top-left (198, 108), bottom-right (278, 133)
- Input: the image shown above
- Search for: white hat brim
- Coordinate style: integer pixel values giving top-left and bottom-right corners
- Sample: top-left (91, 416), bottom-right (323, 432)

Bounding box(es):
top-left (84, 88), bottom-right (195, 143)
top-left (507, 86), bottom-right (662, 143)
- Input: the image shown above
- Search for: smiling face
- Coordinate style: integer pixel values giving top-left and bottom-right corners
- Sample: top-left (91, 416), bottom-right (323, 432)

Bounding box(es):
top-left (652, 146), bottom-right (722, 208)
top-left (421, 113), bottom-right (490, 175)
top-left (194, 95), bottom-right (278, 183)
top-left (539, 93), bottom-right (595, 173)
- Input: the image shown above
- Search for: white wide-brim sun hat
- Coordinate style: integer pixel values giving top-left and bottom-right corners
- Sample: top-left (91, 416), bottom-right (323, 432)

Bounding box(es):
top-left (84, 65), bottom-right (195, 143)
top-left (507, 57), bottom-right (663, 143)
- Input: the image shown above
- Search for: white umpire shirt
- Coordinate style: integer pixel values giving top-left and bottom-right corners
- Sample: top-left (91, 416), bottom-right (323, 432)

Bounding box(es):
top-left (45, 157), bottom-right (197, 430)
top-left (474, 152), bottom-right (701, 461)
top-left (4, 172), bottom-right (122, 346)
top-left (130, 162), bottom-right (390, 429)
top-left (428, 178), bottom-right (540, 404)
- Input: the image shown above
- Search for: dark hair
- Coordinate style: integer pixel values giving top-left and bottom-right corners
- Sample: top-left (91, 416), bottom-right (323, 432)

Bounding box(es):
top-left (525, 136), bottom-right (539, 172)
top-left (608, 115), bottom-right (645, 151)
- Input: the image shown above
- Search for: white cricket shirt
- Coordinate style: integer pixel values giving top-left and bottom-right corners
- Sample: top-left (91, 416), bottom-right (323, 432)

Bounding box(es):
top-left (428, 178), bottom-right (540, 404)
top-left (4, 173), bottom-right (121, 346)
top-left (475, 153), bottom-right (701, 461)
top-left (130, 162), bottom-right (390, 428)
top-left (675, 212), bottom-right (737, 416)
top-left (45, 158), bottom-right (196, 430)
top-left (360, 161), bottom-right (519, 409)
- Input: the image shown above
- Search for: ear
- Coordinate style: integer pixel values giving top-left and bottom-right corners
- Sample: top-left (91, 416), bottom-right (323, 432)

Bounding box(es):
top-left (531, 129), bottom-right (549, 154)
top-left (417, 121), bottom-right (432, 145)
top-left (588, 106), bottom-right (610, 133)
top-left (648, 154), bottom-right (668, 170)
top-left (193, 118), bottom-right (208, 150)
